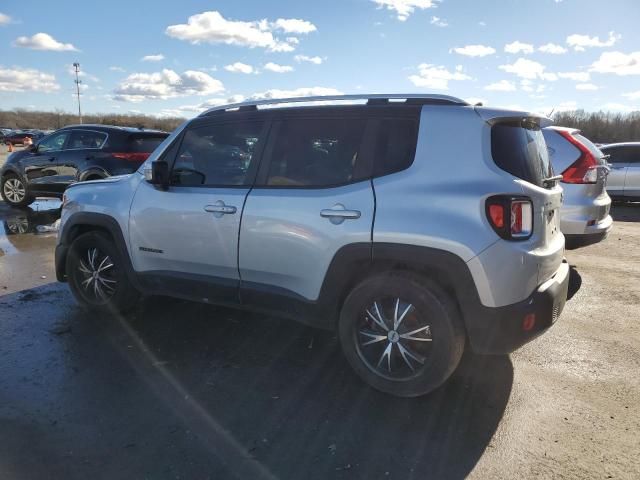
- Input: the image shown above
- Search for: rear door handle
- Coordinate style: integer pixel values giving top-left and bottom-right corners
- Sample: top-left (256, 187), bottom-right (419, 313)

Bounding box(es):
top-left (609, 166), bottom-right (625, 170)
top-left (204, 203), bottom-right (237, 215)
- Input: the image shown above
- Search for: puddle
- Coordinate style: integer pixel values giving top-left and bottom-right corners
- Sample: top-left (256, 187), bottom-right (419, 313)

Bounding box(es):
top-left (0, 198), bottom-right (61, 256)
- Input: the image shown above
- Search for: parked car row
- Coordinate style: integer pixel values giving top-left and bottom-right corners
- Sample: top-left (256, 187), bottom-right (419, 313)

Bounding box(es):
top-left (1, 95), bottom-right (636, 396)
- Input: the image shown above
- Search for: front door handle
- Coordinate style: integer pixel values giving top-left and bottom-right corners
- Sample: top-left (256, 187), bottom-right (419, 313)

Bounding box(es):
top-left (49, 157), bottom-right (56, 162)
top-left (320, 204), bottom-right (361, 224)
top-left (204, 202), bottom-right (237, 215)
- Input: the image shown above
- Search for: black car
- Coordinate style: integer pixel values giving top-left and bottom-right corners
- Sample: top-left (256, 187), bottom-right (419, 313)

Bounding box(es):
top-left (1, 125), bottom-right (168, 207)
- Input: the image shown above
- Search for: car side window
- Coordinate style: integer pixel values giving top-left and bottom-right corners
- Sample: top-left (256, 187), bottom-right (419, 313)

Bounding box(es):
top-left (266, 118), bottom-right (367, 187)
top-left (37, 132), bottom-right (70, 152)
top-left (68, 130), bottom-right (107, 149)
top-left (625, 147), bottom-right (640, 164)
top-left (373, 118), bottom-right (419, 177)
top-left (171, 121), bottom-right (265, 187)
top-left (605, 147), bottom-right (632, 164)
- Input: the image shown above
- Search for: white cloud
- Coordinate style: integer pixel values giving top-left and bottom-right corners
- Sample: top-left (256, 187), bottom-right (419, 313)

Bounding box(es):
top-left (590, 51), bottom-right (640, 76)
top-left (566, 31), bottom-right (620, 51)
top-left (0, 12), bottom-right (12, 25)
top-left (294, 55), bottom-right (323, 64)
top-left (165, 11), bottom-right (312, 52)
top-left (13, 32), bottom-right (78, 51)
top-left (599, 102), bottom-right (639, 112)
top-left (0, 66), bottom-right (60, 92)
top-left (499, 57), bottom-right (556, 80)
top-left (576, 83), bottom-right (599, 91)
top-left (452, 44), bottom-right (495, 57)
top-left (286, 37), bottom-right (300, 45)
top-left (263, 62), bottom-right (294, 73)
top-left (408, 64), bottom-right (471, 90)
top-left (109, 66), bottom-right (126, 72)
top-left (224, 62), bottom-right (255, 74)
top-left (478, 21), bottom-right (486, 27)
top-left (623, 90), bottom-right (640, 101)
top-left (430, 16), bottom-right (448, 27)
top-left (113, 69), bottom-right (224, 102)
top-left (558, 71), bottom-right (590, 82)
top-left (273, 18), bottom-right (316, 34)
top-left (538, 43), bottom-right (567, 54)
top-left (246, 88), bottom-right (343, 103)
top-left (505, 41), bottom-right (534, 54)
top-left (371, 0), bottom-right (437, 21)
top-left (485, 80), bottom-right (517, 91)
top-left (142, 54), bottom-right (165, 62)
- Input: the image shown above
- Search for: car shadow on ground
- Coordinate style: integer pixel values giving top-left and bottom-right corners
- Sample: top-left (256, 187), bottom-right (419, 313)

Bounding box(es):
top-left (0, 285), bottom-right (513, 480)
top-left (610, 202), bottom-right (640, 222)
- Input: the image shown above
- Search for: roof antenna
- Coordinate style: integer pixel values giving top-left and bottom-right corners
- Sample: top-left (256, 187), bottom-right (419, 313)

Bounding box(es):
top-left (548, 108), bottom-right (555, 117)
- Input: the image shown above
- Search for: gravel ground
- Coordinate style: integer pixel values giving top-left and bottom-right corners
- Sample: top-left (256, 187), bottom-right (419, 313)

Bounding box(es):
top-left (0, 143), bottom-right (639, 479)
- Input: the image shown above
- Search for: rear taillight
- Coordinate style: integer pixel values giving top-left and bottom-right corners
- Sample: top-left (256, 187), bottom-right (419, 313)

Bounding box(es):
top-left (557, 131), bottom-right (598, 184)
top-left (486, 196), bottom-right (533, 240)
top-left (112, 152), bottom-right (151, 162)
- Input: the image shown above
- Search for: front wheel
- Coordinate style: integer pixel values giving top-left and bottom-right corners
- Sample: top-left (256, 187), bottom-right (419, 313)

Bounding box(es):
top-left (66, 231), bottom-right (139, 313)
top-left (339, 272), bottom-right (465, 397)
top-left (1, 174), bottom-right (34, 207)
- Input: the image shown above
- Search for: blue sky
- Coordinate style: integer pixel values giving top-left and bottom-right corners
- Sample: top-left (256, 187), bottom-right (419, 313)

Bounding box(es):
top-left (1, 0), bottom-right (639, 117)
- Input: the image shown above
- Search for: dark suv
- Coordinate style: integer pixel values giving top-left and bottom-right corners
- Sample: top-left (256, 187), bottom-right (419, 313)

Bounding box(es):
top-left (1, 125), bottom-right (168, 207)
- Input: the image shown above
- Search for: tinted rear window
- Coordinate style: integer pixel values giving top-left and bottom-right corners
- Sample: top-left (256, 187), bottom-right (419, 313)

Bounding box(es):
top-left (127, 134), bottom-right (168, 153)
top-left (491, 120), bottom-right (552, 188)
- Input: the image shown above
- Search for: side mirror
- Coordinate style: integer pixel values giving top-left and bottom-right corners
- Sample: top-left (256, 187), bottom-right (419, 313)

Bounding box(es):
top-left (148, 160), bottom-right (169, 189)
top-left (28, 144), bottom-right (37, 153)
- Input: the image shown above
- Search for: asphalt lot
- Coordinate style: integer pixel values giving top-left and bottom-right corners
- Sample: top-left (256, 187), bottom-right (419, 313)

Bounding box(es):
top-left (1, 146), bottom-right (639, 479)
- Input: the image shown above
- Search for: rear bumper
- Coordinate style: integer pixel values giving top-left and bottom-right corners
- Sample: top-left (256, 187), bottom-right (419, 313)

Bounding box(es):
top-left (467, 260), bottom-right (570, 355)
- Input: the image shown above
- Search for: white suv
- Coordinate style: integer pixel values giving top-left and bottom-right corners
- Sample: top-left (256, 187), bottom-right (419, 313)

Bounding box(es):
top-left (55, 94), bottom-right (569, 397)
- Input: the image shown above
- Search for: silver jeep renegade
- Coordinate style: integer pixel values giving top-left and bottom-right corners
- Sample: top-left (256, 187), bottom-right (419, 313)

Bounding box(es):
top-left (55, 94), bottom-right (569, 397)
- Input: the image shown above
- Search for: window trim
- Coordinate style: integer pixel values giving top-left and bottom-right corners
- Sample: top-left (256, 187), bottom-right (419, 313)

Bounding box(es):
top-left (165, 118), bottom-right (272, 189)
top-left (65, 129), bottom-right (109, 151)
top-left (253, 114), bottom-right (375, 190)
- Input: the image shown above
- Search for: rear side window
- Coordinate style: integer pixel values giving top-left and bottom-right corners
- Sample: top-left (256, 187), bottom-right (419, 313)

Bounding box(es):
top-left (491, 121), bottom-right (552, 188)
top-left (128, 134), bottom-right (168, 153)
top-left (266, 118), bottom-right (367, 187)
top-left (373, 118), bottom-right (419, 177)
top-left (68, 130), bottom-right (107, 149)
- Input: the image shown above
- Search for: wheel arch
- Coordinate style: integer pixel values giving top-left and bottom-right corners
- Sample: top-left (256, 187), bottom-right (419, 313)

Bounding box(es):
top-left (56, 212), bottom-right (136, 285)
top-left (318, 243), bottom-right (482, 336)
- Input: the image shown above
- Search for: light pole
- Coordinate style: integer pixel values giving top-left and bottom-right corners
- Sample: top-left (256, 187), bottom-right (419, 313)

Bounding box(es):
top-left (73, 62), bottom-right (82, 124)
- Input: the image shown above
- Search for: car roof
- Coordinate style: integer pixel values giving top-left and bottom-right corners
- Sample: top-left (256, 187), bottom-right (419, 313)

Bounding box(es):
top-left (58, 124), bottom-right (167, 134)
top-left (544, 126), bottom-right (580, 134)
top-left (600, 142), bottom-right (640, 148)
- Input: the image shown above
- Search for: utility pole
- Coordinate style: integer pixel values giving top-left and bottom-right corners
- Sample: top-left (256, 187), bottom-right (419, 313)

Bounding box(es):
top-left (73, 62), bottom-right (82, 124)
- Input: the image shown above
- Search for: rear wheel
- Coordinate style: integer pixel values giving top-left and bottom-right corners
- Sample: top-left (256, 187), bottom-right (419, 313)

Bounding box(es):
top-left (66, 231), bottom-right (139, 313)
top-left (1, 174), bottom-right (34, 207)
top-left (339, 272), bottom-right (465, 397)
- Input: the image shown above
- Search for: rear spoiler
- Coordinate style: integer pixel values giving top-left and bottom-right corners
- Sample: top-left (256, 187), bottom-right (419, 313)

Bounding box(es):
top-left (474, 106), bottom-right (553, 128)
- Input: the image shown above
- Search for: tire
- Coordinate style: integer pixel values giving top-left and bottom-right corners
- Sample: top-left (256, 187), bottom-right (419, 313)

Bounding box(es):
top-left (66, 231), bottom-right (139, 313)
top-left (1, 174), bottom-right (34, 208)
top-left (338, 272), bottom-right (465, 397)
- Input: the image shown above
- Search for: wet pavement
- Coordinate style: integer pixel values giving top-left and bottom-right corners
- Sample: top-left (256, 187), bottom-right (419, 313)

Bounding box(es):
top-left (0, 194), bottom-right (639, 479)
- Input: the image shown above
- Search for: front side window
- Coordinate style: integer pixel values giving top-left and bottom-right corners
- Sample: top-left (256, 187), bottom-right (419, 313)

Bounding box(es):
top-left (171, 121), bottom-right (264, 186)
top-left (68, 130), bottom-right (107, 149)
top-left (37, 131), bottom-right (69, 152)
top-left (266, 118), bottom-right (367, 187)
